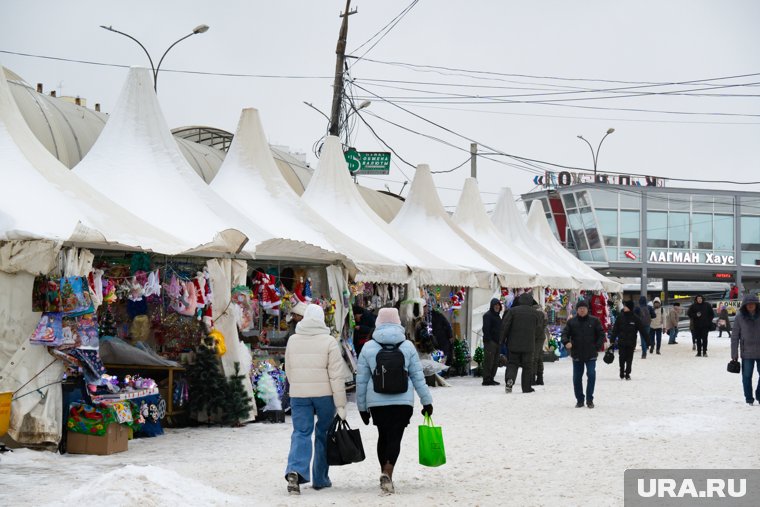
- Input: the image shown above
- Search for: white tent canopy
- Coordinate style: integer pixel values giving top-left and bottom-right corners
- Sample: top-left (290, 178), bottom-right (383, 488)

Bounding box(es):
top-left (209, 108), bottom-right (406, 280)
top-left (491, 187), bottom-right (600, 289)
top-left (453, 178), bottom-right (576, 289)
top-left (72, 67), bottom-right (259, 256)
top-left (0, 65), bottom-right (188, 254)
top-left (525, 201), bottom-right (622, 293)
top-left (392, 164), bottom-right (527, 289)
top-left (302, 136), bottom-right (476, 287)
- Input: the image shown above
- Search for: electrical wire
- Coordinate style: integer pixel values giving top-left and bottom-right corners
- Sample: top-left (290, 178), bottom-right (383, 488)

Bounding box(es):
top-left (348, 0), bottom-right (418, 66)
top-left (430, 157), bottom-right (471, 174)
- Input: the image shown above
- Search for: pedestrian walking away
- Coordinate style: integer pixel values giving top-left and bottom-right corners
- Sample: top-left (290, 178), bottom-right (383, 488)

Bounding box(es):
top-left (687, 294), bottom-right (715, 357)
top-left (610, 300), bottom-right (646, 380)
top-left (650, 297), bottom-right (665, 354)
top-left (718, 305), bottom-right (732, 338)
top-left (500, 293), bottom-right (544, 393)
top-left (284, 304), bottom-right (348, 496)
top-left (562, 300), bottom-right (605, 408)
top-left (666, 303), bottom-right (681, 344)
top-left (481, 298), bottom-right (503, 386)
top-left (730, 294), bottom-right (760, 405)
top-left (356, 307), bottom-right (433, 495)
top-left (634, 296), bottom-right (655, 358)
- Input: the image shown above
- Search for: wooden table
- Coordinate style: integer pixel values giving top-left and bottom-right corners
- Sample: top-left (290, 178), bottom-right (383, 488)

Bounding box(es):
top-left (104, 364), bottom-right (187, 425)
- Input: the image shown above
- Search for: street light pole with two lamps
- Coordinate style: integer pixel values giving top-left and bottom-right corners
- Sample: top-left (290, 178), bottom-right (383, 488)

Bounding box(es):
top-left (577, 127), bottom-right (615, 180)
top-left (99, 24), bottom-right (209, 92)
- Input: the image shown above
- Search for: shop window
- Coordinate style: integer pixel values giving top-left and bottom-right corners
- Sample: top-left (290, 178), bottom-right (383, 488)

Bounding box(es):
top-left (741, 216), bottom-right (760, 251)
top-left (647, 192), bottom-right (668, 211)
top-left (620, 191), bottom-right (641, 210)
top-left (741, 197), bottom-right (760, 216)
top-left (692, 213), bottom-right (713, 250)
top-left (576, 191), bottom-right (591, 208)
top-left (647, 211), bottom-right (668, 248)
top-left (578, 250), bottom-right (593, 262)
top-left (606, 247), bottom-right (619, 261)
top-left (742, 252), bottom-right (760, 266)
top-left (668, 193), bottom-right (691, 212)
top-left (596, 209), bottom-right (618, 247)
top-left (590, 249), bottom-right (607, 262)
top-left (690, 195), bottom-right (714, 214)
top-left (669, 212), bottom-right (689, 249)
top-left (713, 196), bottom-right (734, 214)
top-left (589, 189), bottom-right (619, 209)
top-left (562, 193), bottom-right (577, 209)
top-left (619, 210), bottom-right (640, 247)
top-left (541, 198), bottom-right (551, 213)
top-left (714, 214), bottom-right (734, 251)
top-left (567, 211), bottom-right (589, 251)
top-left (580, 207), bottom-right (601, 249)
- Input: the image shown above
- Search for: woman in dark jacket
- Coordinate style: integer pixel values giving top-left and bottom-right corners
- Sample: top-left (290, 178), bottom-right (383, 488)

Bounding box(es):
top-left (481, 298), bottom-right (503, 386)
top-left (687, 295), bottom-right (715, 357)
top-left (718, 305), bottom-right (732, 338)
top-left (610, 300), bottom-right (645, 380)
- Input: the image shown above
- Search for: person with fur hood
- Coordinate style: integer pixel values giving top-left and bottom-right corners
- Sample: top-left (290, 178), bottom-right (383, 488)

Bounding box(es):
top-left (649, 297), bottom-right (666, 355)
top-left (731, 294), bottom-right (760, 405)
top-left (284, 305), bottom-right (347, 496)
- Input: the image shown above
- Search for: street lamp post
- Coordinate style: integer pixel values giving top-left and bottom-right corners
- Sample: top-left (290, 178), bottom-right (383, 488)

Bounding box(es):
top-left (577, 127), bottom-right (615, 180)
top-left (100, 24), bottom-right (209, 92)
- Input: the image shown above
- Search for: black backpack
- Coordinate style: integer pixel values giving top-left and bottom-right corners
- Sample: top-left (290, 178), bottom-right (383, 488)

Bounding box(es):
top-left (372, 339), bottom-right (409, 394)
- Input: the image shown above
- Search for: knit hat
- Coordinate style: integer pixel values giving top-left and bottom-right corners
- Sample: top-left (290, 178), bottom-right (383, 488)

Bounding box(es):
top-left (623, 300), bottom-right (635, 311)
top-left (291, 301), bottom-right (308, 317)
top-left (576, 299), bottom-right (589, 309)
top-left (376, 307), bottom-right (401, 326)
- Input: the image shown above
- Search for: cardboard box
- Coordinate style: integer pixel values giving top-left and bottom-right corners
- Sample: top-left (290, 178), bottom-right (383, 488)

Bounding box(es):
top-left (67, 423), bottom-right (129, 455)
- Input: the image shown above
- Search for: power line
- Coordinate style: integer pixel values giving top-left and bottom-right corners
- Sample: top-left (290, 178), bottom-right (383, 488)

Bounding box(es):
top-left (348, 0), bottom-right (418, 66)
top-left (430, 157), bottom-right (471, 174)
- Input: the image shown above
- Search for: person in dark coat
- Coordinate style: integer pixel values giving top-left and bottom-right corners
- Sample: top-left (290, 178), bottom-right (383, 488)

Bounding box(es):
top-left (353, 305), bottom-right (377, 356)
top-left (532, 301), bottom-right (548, 386)
top-left (610, 300), bottom-right (646, 380)
top-left (562, 300), bottom-right (605, 408)
top-left (717, 305), bottom-right (732, 338)
top-left (481, 298), bottom-right (503, 386)
top-left (633, 295), bottom-right (655, 359)
top-left (687, 294), bottom-right (714, 357)
top-left (500, 293), bottom-right (544, 393)
top-left (431, 310), bottom-right (453, 372)
top-left (731, 294), bottom-right (760, 405)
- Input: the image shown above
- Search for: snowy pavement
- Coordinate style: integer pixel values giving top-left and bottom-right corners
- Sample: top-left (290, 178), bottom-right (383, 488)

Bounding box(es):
top-left (1, 332), bottom-right (758, 507)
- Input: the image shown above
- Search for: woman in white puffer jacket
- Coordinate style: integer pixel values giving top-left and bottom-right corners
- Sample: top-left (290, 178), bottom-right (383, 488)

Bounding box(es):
top-left (283, 304), bottom-right (347, 496)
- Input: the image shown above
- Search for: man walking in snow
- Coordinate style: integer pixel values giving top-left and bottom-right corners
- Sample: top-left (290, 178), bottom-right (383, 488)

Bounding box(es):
top-left (562, 300), bottom-right (605, 408)
top-left (687, 294), bottom-right (715, 357)
top-left (730, 294), bottom-right (760, 405)
top-left (610, 300), bottom-right (645, 380)
top-left (633, 296), bottom-right (655, 359)
top-left (501, 293), bottom-right (544, 393)
top-left (666, 303), bottom-right (681, 344)
top-left (481, 298), bottom-right (503, 386)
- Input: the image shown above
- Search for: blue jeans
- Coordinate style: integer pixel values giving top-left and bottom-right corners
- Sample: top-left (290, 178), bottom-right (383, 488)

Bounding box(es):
top-left (640, 326), bottom-right (651, 357)
top-left (667, 328), bottom-right (678, 344)
top-left (572, 359), bottom-right (597, 403)
top-left (741, 359), bottom-right (760, 404)
top-left (649, 328), bottom-right (662, 352)
top-left (285, 396), bottom-right (336, 487)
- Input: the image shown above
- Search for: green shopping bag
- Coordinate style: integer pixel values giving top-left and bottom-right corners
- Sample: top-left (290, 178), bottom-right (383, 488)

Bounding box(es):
top-left (418, 414), bottom-right (446, 467)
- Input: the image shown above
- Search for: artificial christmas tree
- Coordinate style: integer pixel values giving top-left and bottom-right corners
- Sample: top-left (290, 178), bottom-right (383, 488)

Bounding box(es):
top-left (222, 362), bottom-right (252, 427)
top-left (98, 305), bottom-right (117, 337)
top-left (187, 334), bottom-right (227, 425)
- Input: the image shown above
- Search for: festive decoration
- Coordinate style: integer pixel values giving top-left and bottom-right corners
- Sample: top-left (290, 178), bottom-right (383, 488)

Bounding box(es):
top-left (98, 305), bottom-right (117, 337)
top-left (222, 362), bottom-right (253, 427)
top-left (187, 335), bottom-right (227, 424)
top-left (450, 339), bottom-right (470, 376)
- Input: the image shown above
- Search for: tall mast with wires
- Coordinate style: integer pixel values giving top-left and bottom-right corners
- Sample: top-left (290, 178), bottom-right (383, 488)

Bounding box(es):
top-left (329, 0), bottom-right (357, 137)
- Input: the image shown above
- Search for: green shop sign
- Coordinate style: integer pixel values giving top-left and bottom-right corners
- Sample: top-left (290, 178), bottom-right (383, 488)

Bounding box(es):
top-left (344, 148), bottom-right (391, 175)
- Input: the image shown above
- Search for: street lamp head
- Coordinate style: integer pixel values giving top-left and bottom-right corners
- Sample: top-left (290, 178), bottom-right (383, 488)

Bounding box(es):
top-left (193, 24), bottom-right (210, 34)
top-left (100, 25), bottom-right (114, 31)
top-left (357, 100), bottom-right (371, 110)
top-left (577, 135), bottom-right (584, 139)
top-left (607, 128), bottom-right (615, 134)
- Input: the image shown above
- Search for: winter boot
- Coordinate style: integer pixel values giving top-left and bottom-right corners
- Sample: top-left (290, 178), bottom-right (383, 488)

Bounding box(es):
top-left (535, 373), bottom-right (544, 386)
top-left (505, 378), bottom-right (514, 393)
top-left (380, 464), bottom-right (395, 495)
top-left (587, 400), bottom-right (595, 409)
top-left (575, 401), bottom-right (584, 408)
top-left (287, 473), bottom-right (300, 496)
top-left (620, 371), bottom-right (625, 380)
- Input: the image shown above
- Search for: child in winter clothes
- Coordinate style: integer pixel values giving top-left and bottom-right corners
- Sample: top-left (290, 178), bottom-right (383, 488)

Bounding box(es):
top-left (356, 308), bottom-right (433, 495)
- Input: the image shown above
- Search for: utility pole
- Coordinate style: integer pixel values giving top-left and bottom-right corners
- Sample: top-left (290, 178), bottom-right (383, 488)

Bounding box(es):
top-left (329, 0), bottom-right (357, 137)
top-left (470, 143), bottom-right (478, 179)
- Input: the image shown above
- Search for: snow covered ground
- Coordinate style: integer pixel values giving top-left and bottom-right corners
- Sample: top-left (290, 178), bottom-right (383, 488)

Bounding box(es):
top-left (1, 332), bottom-right (758, 507)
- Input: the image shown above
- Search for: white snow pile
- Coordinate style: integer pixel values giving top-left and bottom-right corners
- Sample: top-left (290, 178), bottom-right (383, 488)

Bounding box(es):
top-left (44, 464), bottom-right (239, 507)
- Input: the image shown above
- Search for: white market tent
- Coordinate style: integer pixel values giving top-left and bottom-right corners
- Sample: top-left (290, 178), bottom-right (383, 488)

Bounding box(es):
top-left (392, 164), bottom-right (534, 289)
top-left (452, 178), bottom-right (577, 289)
top-left (73, 67), bottom-right (259, 256)
top-left (302, 136), bottom-right (477, 287)
top-left (525, 201), bottom-right (622, 293)
top-left (491, 187), bottom-right (601, 290)
top-left (209, 108), bottom-right (408, 282)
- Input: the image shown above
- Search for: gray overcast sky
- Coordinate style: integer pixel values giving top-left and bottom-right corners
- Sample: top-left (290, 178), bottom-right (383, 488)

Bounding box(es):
top-left (2, 0), bottom-right (759, 210)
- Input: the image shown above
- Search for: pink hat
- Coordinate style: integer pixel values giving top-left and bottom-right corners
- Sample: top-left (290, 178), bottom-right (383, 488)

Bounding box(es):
top-left (376, 307), bottom-right (401, 326)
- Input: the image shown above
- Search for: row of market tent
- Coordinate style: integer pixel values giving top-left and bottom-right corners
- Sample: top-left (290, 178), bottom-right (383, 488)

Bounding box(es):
top-left (0, 65), bottom-right (620, 444)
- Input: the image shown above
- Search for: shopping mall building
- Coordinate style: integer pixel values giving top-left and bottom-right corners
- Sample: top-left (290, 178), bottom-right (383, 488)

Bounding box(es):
top-left (522, 177), bottom-right (760, 297)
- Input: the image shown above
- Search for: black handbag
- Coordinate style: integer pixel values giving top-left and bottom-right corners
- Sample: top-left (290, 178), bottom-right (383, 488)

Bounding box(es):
top-left (603, 348), bottom-right (615, 364)
top-left (326, 416), bottom-right (365, 466)
top-left (727, 360), bottom-right (741, 374)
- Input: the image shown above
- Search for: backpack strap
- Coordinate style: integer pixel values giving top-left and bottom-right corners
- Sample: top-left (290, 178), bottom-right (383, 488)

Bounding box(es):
top-left (372, 338), bottom-right (405, 351)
